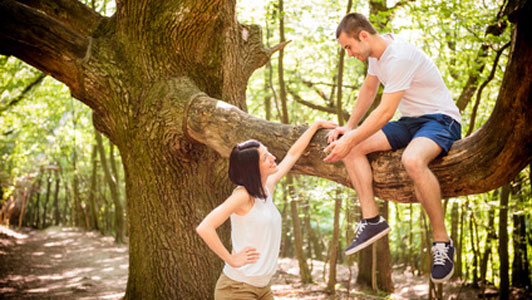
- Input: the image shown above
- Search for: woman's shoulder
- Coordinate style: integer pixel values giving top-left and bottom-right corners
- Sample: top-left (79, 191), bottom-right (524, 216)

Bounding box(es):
top-left (230, 186), bottom-right (255, 215)
top-left (232, 185), bottom-right (250, 197)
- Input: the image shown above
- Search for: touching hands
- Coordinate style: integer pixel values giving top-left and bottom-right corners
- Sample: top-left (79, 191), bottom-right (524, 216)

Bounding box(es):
top-left (325, 126), bottom-right (348, 144)
top-left (228, 246), bottom-right (260, 268)
top-left (323, 132), bottom-right (352, 163)
top-left (314, 120), bottom-right (338, 130)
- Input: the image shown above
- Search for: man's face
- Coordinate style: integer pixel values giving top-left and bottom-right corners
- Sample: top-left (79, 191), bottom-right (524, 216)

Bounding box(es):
top-left (338, 31), bottom-right (371, 61)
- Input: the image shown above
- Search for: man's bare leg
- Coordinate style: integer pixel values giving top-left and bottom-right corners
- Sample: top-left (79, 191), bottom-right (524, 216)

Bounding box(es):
top-left (401, 137), bottom-right (449, 242)
top-left (402, 136), bottom-right (454, 283)
top-left (343, 130), bottom-right (392, 255)
top-left (343, 130), bottom-right (392, 218)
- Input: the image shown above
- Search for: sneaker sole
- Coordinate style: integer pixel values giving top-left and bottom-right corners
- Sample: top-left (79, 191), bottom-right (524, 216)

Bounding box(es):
top-left (345, 227), bottom-right (391, 256)
top-left (430, 265), bottom-right (454, 283)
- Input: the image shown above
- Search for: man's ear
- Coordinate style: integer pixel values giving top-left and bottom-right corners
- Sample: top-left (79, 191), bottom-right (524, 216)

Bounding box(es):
top-left (359, 30), bottom-right (369, 41)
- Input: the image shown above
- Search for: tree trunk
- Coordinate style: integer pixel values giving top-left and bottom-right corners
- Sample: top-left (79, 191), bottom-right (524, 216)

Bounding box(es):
top-left (470, 210), bottom-right (480, 286)
top-left (326, 188), bottom-right (342, 294)
top-left (95, 131), bottom-right (124, 242)
top-left (450, 201), bottom-right (460, 279)
top-left (288, 175), bottom-right (312, 283)
top-left (345, 195), bottom-right (356, 294)
top-left (88, 143), bottom-right (100, 230)
top-left (17, 189), bottom-right (28, 231)
top-left (71, 139), bottom-right (84, 228)
top-left (42, 173), bottom-right (52, 228)
top-left (1, 0), bottom-right (530, 298)
top-left (407, 204), bottom-right (414, 272)
top-left (301, 193), bottom-right (316, 260)
top-left (458, 200), bottom-right (466, 279)
top-left (480, 205), bottom-right (495, 294)
top-left (511, 178), bottom-right (530, 288)
top-left (280, 186), bottom-right (293, 258)
top-left (62, 179), bottom-right (70, 226)
top-left (53, 174), bottom-right (61, 226)
top-left (356, 202), bottom-right (394, 292)
top-left (421, 208), bottom-right (432, 275)
top-left (33, 176), bottom-right (41, 228)
top-left (499, 184), bottom-right (510, 300)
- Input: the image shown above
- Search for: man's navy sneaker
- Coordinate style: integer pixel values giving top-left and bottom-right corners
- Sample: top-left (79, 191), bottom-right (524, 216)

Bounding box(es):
top-left (431, 240), bottom-right (455, 283)
top-left (345, 216), bottom-right (391, 256)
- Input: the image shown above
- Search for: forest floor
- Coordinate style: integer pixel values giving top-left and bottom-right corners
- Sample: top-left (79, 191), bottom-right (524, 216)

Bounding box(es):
top-left (0, 226), bottom-right (528, 300)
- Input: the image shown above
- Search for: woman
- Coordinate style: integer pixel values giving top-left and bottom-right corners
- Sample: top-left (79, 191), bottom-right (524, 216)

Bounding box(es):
top-left (196, 120), bottom-right (336, 299)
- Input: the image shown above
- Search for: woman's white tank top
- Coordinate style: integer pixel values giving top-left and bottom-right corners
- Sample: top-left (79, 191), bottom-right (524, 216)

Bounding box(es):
top-left (222, 186), bottom-right (282, 287)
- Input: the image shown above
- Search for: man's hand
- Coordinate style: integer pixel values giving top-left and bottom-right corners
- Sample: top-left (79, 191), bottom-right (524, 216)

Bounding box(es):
top-left (325, 126), bottom-right (349, 144)
top-left (323, 136), bottom-right (352, 162)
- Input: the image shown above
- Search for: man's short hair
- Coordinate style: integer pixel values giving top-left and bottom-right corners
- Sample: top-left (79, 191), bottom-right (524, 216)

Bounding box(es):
top-left (336, 13), bottom-right (377, 40)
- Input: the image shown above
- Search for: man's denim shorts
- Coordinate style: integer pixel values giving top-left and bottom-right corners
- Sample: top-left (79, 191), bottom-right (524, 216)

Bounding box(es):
top-left (382, 113), bottom-right (461, 156)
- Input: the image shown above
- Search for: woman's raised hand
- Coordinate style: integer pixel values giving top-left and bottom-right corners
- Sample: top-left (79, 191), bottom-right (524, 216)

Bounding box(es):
top-left (315, 120), bottom-right (338, 130)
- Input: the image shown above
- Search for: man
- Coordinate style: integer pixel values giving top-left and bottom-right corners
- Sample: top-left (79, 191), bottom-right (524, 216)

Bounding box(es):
top-left (323, 12), bottom-right (461, 283)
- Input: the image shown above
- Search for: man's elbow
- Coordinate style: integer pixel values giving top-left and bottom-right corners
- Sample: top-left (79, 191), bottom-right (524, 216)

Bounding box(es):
top-left (381, 110), bottom-right (395, 122)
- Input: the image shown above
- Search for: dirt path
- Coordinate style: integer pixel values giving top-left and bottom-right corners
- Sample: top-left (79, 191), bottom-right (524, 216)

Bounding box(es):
top-left (0, 226), bottom-right (490, 300)
top-left (0, 226), bottom-right (127, 300)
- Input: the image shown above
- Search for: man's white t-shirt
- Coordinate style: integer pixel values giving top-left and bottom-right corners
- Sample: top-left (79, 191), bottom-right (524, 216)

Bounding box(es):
top-left (368, 34), bottom-right (461, 123)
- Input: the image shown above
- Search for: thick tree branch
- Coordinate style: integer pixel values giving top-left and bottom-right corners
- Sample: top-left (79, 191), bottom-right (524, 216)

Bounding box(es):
top-left (17, 0), bottom-right (104, 36)
top-left (185, 94), bottom-right (352, 187)
top-left (0, 0), bottom-right (88, 95)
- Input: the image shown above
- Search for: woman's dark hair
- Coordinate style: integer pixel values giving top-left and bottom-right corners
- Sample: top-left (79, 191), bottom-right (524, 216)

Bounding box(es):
top-left (228, 140), bottom-right (267, 199)
top-left (336, 12), bottom-right (377, 40)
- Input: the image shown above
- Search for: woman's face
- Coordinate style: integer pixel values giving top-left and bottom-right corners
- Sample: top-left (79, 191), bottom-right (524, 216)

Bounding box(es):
top-left (258, 145), bottom-right (277, 179)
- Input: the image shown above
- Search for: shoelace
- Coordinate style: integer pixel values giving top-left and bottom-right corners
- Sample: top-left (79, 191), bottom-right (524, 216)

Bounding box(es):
top-left (432, 243), bottom-right (451, 266)
top-left (354, 220), bottom-right (368, 240)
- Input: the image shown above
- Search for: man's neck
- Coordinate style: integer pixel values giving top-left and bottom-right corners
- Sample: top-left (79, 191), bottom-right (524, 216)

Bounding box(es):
top-left (371, 34), bottom-right (392, 60)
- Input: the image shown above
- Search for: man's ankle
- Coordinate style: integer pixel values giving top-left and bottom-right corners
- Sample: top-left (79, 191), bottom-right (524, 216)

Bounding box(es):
top-left (433, 236), bottom-right (451, 243)
top-left (364, 215), bottom-right (380, 223)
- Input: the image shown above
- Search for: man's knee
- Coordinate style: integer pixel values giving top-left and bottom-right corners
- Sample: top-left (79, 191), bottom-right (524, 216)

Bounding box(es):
top-left (401, 152), bottom-right (426, 177)
top-left (342, 144), bottom-right (366, 164)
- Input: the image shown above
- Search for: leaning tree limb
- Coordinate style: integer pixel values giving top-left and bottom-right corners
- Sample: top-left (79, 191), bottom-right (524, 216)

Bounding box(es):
top-left (17, 0), bottom-right (103, 36)
top-left (0, 0), bottom-right (88, 94)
